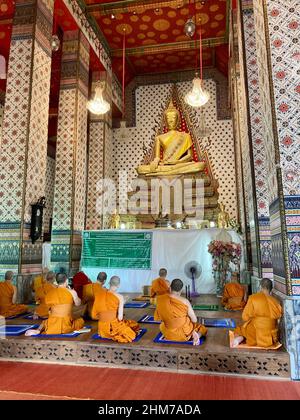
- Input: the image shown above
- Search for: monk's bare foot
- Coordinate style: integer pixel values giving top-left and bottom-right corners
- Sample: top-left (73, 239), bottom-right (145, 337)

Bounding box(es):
top-left (32, 313), bottom-right (39, 320)
top-left (192, 331), bottom-right (200, 346)
top-left (232, 336), bottom-right (244, 348)
top-left (25, 329), bottom-right (40, 336)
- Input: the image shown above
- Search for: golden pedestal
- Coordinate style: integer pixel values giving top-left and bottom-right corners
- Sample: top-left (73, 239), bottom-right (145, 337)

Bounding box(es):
top-left (126, 172), bottom-right (219, 229)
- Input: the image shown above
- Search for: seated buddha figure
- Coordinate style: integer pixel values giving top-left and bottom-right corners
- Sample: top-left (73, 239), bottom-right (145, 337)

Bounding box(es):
top-left (137, 100), bottom-right (205, 177)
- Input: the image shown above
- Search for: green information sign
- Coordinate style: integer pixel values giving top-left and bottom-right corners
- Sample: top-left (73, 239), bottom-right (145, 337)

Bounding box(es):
top-left (81, 231), bottom-right (152, 270)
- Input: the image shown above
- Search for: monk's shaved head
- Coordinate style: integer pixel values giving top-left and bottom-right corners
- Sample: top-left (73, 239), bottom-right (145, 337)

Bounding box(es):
top-left (5, 271), bottom-right (14, 281)
top-left (56, 273), bottom-right (68, 285)
top-left (159, 268), bottom-right (167, 277)
top-left (260, 278), bottom-right (273, 293)
top-left (46, 271), bottom-right (55, 283)
top-left (110, 276), bottom-right (120, 287)
top-left (97, 272), bottom-right (107, 283)
top-left (170, 278), bottom-right (183, 292)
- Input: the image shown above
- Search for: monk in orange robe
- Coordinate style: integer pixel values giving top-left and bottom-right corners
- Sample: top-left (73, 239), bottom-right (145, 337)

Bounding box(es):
top-left (83, 272), bottom-right (107, 319)
top-left (25, 273), bottom-right (84, 336)
top-left (155, 278), bottom-right (207, 345)
top-left (0, 271), bottom-right (28, 318)
top-left (33, 271), bottom-right (56, 318)
top-left (32, 268), bottom-right (49, 302)
top-left (221, 279), bottom-right (247, 311)
top-left (91, 276), bottom-right (140, 343)
top-left (150, 268), bottom-right (170, 302)
top-left (231, 278), bottom-right (282, 348)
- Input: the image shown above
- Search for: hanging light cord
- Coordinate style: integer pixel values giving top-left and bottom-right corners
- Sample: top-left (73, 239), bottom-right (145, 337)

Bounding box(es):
top-left (199, 20), bottom-right (203, 82)
top-left (122, 28), bottom-right (126, 119)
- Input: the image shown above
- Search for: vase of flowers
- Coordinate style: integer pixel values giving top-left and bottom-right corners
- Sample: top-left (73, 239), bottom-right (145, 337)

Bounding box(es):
top-left (208, 240), bottom-right (242, 296)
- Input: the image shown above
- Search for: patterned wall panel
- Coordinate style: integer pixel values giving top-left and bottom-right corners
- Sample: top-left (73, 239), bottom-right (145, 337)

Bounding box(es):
top-left (51, 30), bottom-right (89, 274)
top-left (113, 80), bottom-right (237, 218)
top-left (86, 121), bottom-right (105, 230)
top-left (43, 156), bottom-right (55, 233)
top-left (242, 9), bottom-right (273, 278)
top-left (24, 41), bottom-right (52, 223)
top-left (0, 0), bottom-right (54, 276)
top-left (266, 0), bottom-right (300, 196)
top-left (253, 2), bottom-right (278, 203)
top-left (0, 103), bottom-right (4, 146)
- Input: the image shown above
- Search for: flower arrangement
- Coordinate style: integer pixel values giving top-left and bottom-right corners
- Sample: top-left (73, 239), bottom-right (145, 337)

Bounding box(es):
top-left (208, 240), bottom-right (242, 296)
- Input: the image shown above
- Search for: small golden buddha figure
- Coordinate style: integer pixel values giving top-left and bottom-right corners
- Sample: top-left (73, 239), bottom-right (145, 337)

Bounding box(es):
top-left (137, 100), bottom-right (205, 177)
top-left (217, 203), bottom-right (230, 229)
top-left (110, 211), bottom-right (120, 229)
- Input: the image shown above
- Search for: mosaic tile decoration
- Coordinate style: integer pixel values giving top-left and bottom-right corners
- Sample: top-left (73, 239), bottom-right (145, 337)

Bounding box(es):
top-left (43, 157), bottom-right (56, 233)
top-left (253, 1), bottom-right (279, 203)
top-left (51, 30), bottom-right (89, 273)
top-left (86, 121), bottom-right (105, 230)
top-left (0, 0), bottom-right (54, 275)
top-left (265, 0), bottom-right (300, 197)
top-left (243, 10), bottom-right (270, 219)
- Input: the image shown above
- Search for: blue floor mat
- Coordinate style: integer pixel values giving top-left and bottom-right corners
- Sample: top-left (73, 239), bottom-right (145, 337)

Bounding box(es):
top-left (31, 326), bottom-right (92, 338)
top-left (92, 328), bottom-right (147, 342)
top-left (138, 314), bottom-right (160, 324)
top-left (0, 324), bottom-right (39, 336)
top-left (200, 318), bottom-right (236, 328)
top-left (23, 313), bottom-right (47, 320)
top-left (153, 332), bottom-right (205, 346)
top-left (124, 302), bottom-right (150, 308)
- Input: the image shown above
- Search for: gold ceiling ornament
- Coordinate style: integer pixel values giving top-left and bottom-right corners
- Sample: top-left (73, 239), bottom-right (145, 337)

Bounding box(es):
top-left (153, 18), bottom-right (170, 31)
top-left (116, 23), bottom-right (133, 35)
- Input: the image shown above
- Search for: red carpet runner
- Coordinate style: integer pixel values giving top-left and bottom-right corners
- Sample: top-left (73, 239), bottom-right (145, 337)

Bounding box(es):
top-left (0, 361), bottom-right (299, 400)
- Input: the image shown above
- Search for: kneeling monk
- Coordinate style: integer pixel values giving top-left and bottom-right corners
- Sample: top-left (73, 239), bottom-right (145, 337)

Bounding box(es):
top-left (221, 277), bottom-right (247, 311)
top-left (34, 271), bottom-right (56, 318)
top-left (26, 273), bottom-right (84, 336)
top-left (150, 268), bottom-right (170, 302)
top-left (91, 276), bottom-right (140, 343)
top-left (0, 271), bottom-right (28, 318)
top-left (156, 279), bottom-right (207, 345)
top-left (231, 278), bottom-right (282, 348)
top-left (83, 272), bottom-right (107, 319)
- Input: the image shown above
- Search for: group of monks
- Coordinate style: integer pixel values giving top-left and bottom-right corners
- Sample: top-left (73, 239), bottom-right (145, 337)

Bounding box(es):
top-left (0, 267), bottom-right (282, 348)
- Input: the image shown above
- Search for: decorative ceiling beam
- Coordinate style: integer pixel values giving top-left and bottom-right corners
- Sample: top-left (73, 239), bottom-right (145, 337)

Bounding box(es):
top-left (63, 0), bottom-right (112, 73)
top-left (86, 0), bottom-right (191, 14)
top-left (111, 36), bottom-right (226, 56)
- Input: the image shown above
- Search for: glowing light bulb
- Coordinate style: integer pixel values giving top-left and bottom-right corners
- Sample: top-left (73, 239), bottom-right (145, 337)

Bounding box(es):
top-left (184, 77), bottom-right (210, 107)
top-left (87, 83), bottom-right (110, 115)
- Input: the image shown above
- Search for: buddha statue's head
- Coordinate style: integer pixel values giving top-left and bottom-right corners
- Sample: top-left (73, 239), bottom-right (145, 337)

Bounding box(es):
top-left (164, 100), bottom-right (179, 130)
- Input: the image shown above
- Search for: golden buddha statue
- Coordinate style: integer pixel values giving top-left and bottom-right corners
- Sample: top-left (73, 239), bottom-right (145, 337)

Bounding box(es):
top-left (137, 100), bottom-right (205, 177)
top-left (217, 203), bottom-right (230, 229)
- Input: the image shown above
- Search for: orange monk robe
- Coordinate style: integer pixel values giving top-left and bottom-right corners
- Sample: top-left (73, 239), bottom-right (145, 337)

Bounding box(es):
top-left (234, 291), bottom-right (282, 347)
top-left (91, 290), bottom-right (140, 343)
top-left (0, 281), bottom-right (28, 318)
top-left (32, 275), bottom-right (46, 302)
top-left (221, 283), bottom-right (246, 311)
top-left (82, 282), bottom-right (105, 318)
top-left (34, 283), bottom-right (56, 318)
top-left (150, 277), bottom-right (170, 299)
top-left (40, 288), bottom-right (84, 334)
top-left (155, 294), bottom-right (207, 342)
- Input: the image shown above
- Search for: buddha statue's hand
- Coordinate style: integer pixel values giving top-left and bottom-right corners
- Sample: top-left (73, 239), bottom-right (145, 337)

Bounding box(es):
top-left (150, 157), bottom-right (160, 171)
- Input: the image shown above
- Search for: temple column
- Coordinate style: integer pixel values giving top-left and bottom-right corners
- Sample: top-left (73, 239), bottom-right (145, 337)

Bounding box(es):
top-left (86, 71), bottom-right (113, 230)
top-left (0, 0), bottom-right (53, 285)
top-left (252, 0), bottom-right (300, 379)
top-left (240, 4), bottom-right (273, 286)
top-left (50, 30), bottom-right (89, 275)
top-left (230, 5), bottom-right (262, 284)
